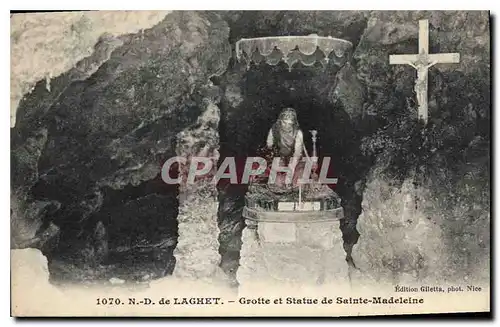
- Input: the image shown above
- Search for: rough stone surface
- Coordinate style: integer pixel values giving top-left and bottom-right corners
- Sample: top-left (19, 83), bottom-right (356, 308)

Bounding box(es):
top-left (352, 156), bottom-right (489, 286)
top-left (237, 222), bottom-right (274, 286)
top-left (352, 166), bottom-right (444, 285)
top-left (11, 11), bottom-right (231, 282)
top-left (350, 11), bottom-right (490, 286)
top-left (11, 11), bottom-right (171, 127)
top-left (238, 219), bottom-right (348, 286)
top-left (258, 223), bottom-right (297, 243)
top-left (173, 86), bottom-right (225, 281)
top-left (174, 197), bottom-right (221, 280)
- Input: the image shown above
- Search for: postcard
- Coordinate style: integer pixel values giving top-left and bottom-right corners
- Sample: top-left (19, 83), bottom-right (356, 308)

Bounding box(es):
top-left (10, 10), bottom-right (490, 317)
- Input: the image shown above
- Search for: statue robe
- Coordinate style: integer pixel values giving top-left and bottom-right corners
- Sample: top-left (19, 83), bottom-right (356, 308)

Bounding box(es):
top-left (267, 124), bottom-right (303, 160)
top-left (266, 125), bottom-right (306, 187)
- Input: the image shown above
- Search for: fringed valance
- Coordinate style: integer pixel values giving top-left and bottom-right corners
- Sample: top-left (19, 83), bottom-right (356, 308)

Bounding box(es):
top-left (235, 35), bottom-right (352, 70)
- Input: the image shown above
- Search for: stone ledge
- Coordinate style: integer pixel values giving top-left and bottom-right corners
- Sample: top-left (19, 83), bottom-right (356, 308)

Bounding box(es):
top-left (243, 206), bottom-right (344, 222)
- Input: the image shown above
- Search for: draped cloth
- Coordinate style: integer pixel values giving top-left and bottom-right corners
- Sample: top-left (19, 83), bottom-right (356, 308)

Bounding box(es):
top-left (272, 125), bottom-right (297, 158)
top-left (268, 118), bottom-right (303, 160)
top-left (235, 35), bottom-right (353, 70)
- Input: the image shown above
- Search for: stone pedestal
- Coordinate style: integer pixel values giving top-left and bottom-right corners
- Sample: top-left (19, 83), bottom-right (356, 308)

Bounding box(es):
top-left (237, 218), bottom-right (348, 287)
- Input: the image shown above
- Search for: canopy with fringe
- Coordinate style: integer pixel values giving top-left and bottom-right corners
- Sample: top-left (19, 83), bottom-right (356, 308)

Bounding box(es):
top-left (235, 35), bottom-right (352, 70)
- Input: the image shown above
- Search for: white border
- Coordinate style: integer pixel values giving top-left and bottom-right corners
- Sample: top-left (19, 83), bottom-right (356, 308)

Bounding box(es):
top-left (3, 1), bottom-right (498, 10)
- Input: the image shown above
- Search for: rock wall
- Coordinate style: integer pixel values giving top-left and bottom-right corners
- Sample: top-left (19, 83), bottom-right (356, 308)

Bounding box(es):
top-left (11, 11), bottom-right (171, 127)
top-left (351, 11), bottom-right (490, 285)
top-left (11, 11), bottom-right (231, 282)
top-left (352, 155), bottom-right (490, 286)
top-left (173, 85), bottom-right (227, 281)
top-left (351, 164), bottom-right (444, 286)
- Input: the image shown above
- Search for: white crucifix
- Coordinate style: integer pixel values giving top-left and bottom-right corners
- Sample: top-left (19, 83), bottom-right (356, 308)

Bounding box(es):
top-left (389, 19), bottom-right (460, 124)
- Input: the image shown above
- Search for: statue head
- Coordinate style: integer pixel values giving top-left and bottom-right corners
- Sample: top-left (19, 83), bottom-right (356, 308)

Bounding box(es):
top-left (277, 108), bottom-right (299, 132)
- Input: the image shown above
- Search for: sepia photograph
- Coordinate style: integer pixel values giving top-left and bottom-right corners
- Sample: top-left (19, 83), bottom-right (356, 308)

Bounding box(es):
top-left (10, 9), bottom-right (491, 317)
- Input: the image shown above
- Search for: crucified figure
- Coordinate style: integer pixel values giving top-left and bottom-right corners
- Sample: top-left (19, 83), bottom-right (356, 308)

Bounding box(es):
top-left (389, 20), bottom-right (460, 124)
top-left (407, 57), bottom-right (437, 110)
